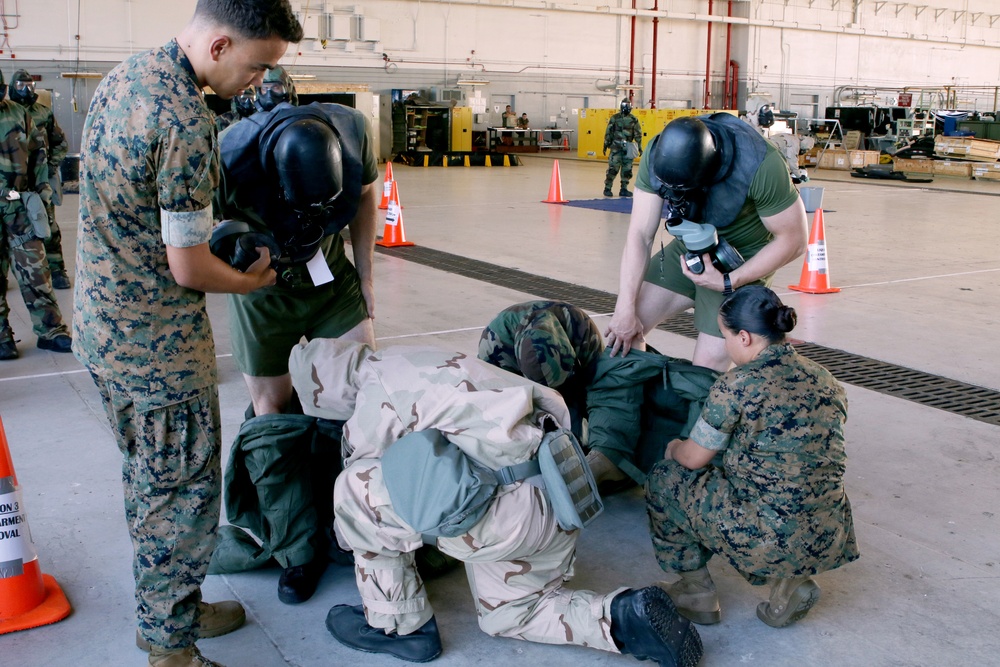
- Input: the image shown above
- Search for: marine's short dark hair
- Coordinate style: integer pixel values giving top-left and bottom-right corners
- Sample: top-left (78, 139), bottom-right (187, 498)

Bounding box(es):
top-left (195, 0), bottom-right (304, 42)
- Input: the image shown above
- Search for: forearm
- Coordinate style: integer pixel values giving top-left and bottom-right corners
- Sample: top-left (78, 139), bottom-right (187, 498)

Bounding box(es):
top-left (614, 190), bottom-right (662, 314)
top-left (166, 243), bottom-right (270, 294)
top-left (348, 184), bottom-right (377, 286)
top-left (665, 438), bottom-right (716, 470)
top-left (728, 233), bottom-right (803, 288)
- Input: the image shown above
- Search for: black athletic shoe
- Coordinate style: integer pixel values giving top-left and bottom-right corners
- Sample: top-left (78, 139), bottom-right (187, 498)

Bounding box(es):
top-left (326, 605), bottom-right (442, 663)
top-left (610, 586), bottom-right (703, 667)
top-left (37, 334), bottom-right (72, 353)
top-left (278, 558), bottom-right (328, 604)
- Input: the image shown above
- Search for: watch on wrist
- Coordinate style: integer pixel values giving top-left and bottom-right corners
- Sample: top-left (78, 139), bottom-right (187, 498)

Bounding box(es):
top-left (723, 273), bottom-right (734, 296)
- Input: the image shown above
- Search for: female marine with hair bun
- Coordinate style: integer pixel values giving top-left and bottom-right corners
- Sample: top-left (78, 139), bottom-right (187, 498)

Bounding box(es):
top-left (645, 285), bottom-right (859, 629)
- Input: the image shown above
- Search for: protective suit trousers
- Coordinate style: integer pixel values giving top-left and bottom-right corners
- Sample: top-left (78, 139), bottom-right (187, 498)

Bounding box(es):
top-left (0, 204), bottom-right (70, 342)
top-left (334, 459), bottom-right (623, 651)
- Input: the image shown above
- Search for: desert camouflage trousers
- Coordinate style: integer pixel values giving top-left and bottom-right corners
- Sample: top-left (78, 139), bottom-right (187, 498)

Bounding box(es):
top-left (334, 459), bottom-right (624, 651)
top-left (0, 203), bottom-right (69, 342)
top-left (92, 373), bottom-right (223, 650)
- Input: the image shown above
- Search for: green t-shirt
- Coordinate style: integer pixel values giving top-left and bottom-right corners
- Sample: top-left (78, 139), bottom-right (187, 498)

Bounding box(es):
top-left (634, 136), bottom-right (800, 254)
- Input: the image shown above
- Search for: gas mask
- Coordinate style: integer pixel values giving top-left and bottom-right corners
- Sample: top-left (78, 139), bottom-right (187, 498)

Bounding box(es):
top-left (9, 70), bottom-right (37, 106)
top-left (663, 194), bottom-right (744, 275)
top-left (233, 87), bottom-right (257, 119)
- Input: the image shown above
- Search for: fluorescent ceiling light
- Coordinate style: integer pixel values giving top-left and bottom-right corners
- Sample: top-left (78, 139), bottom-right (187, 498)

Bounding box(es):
top-left (456, 79), bottom-right (489, 86)
top-left (61, 72), bottom-right (104, 79)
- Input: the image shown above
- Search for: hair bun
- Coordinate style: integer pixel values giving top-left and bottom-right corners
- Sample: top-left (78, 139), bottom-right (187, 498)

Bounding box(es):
top-left (773, 306), bottom-right (797, 333)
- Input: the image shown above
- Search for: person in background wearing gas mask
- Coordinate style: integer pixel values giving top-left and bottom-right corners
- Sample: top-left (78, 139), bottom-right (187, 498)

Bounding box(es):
top-left (8, 69), bottom-right (71, 289)
top-left (603, 97), bottom-right (643, 197)
top-left (0, 68), bottom-right (71, 361)
top-left (255, 64), bottom-right (297, 112)
top-left (600, 115), bottom-right (807, 484)
top-left (210, 99), bottom-right (377, 606)
top-left (214, 85), bottom-right (257, 133)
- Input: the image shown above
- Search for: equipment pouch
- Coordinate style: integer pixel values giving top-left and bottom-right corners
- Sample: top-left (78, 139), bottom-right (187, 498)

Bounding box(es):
top-left (382, 429), bottom-right (498, 538)
top-left (536, 429), bottom-right (604, 530)
top-left (625, 141), bottom-right (640, 160)
top-left (22, 192), bottom-right (50, 240)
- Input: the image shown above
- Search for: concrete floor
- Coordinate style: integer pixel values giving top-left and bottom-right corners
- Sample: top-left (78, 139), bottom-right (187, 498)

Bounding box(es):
top-left (1, 157), bottom-right (998, 666)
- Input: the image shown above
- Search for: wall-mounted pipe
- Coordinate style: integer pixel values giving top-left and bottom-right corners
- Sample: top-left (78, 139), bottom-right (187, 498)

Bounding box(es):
top-left (722, 0), bottom-right (732, 108)
top-left (628, 0), bottom-right (637, 104)
top-left (651, 0), bottom-right (659, 108)
top-left (704, 0), bottom-right (713, 108)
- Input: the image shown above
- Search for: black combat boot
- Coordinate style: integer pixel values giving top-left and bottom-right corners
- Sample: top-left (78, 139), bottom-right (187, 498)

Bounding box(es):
top-left (50, 269), bottom-right (71, 290)
top-left (604, 187), bottom-right (614, 197)
top-left (0, 339), bottom-right (17, 360)
top-left (610, 586), bottom-right (703, 667)
top-left (37, 333), bottom-right (72, 353)
top-left (326, 605), bottom-right (443, 663)
top-left (620, 188), bottom-right (633, 197)
top-left (278, 557), bottom-right (328, 604)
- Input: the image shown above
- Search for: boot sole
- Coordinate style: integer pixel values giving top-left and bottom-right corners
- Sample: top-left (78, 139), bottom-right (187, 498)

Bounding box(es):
top-left (756, 580), bottom-right (821, 628)
top-left (631, 588), bottom-right (704, 667)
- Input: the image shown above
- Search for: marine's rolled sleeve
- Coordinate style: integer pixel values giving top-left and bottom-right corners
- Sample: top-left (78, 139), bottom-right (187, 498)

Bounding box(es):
top-left (157, 118), bottom-right (219, 248)
top-left (689, 378), bottom-right (743, 451)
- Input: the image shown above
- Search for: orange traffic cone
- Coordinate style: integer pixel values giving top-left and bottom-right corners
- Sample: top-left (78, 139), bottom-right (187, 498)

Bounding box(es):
top-left (542, 160), bottom-right (569, 204)
top-left (376, 181), bottom-right (414, 248)
top-left (0, 416), bottom-right (71, 634)
top-left (562, 135), bottom-right (570, 150)
top-left (789, 208), bottom-right (840, 294)
top-left (377, 162), bottom-right (395, 210)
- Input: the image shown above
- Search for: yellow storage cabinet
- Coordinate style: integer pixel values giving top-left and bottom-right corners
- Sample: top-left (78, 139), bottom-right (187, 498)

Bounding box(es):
top-left (450, 107), bottom-right (472, 152)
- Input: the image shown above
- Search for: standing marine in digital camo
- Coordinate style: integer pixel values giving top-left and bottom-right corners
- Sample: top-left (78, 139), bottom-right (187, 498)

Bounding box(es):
top-left (288, 337), bottom-right (703, 667)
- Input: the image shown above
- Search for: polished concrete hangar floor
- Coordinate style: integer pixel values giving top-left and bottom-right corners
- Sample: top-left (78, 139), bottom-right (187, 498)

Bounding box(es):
top-left (2, 156), bottom-right (999, 666)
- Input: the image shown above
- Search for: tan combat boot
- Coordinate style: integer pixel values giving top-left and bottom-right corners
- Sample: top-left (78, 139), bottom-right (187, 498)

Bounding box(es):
top-left (137, 601), bottom-right (246, 652)
top-left (659, 566), bottom-right (722, 625)
top-left (148, 645), bottom-right (223, 667)
top-left (756, 576), bottom-right (820, 628)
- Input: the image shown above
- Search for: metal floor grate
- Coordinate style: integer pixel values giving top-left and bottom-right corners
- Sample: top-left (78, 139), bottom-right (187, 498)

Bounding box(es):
top-left (377, 244), bottom-right (1000, 427)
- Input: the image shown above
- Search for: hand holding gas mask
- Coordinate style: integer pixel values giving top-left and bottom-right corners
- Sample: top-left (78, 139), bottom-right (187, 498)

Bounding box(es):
top-left (662, 193), bottom-right (744, 276)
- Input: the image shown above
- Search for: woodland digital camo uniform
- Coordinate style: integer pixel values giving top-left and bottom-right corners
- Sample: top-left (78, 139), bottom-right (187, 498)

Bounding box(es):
top-left (646, 343), bottom-right (860, 585)
top-left (603, 109), bottom-right (642, 193)
top-left (17, 82), bottom-right (70, 275)
top-left (289, 338), bottom-right (627, 651)
top-left (0, 96), bottom-right (67, 347)
top-left (73, 39), bottom-right (224, 651)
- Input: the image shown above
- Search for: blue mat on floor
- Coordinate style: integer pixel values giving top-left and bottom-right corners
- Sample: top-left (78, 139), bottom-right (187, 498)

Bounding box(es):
top-left (564, 197), bottom-right (633, 214)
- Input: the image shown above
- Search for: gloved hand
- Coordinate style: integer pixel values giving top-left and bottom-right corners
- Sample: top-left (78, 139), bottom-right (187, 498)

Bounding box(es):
top-left (38, 184), bottom-right (53, 205)
top-left (638, 148), bottom-right (643, 157)
top-left (603, 147), bottom-right (608, 156)
top-left (3, 189), bottom-right (20, 201)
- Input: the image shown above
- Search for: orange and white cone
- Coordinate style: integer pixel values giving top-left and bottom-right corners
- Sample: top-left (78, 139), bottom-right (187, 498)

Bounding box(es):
top-left (376, 181), bottom-right (414, 248)
top-left (377, 162), bottom-right (395, 210)
top-left (542, 160), bottom-right (569, 204)
top-left (789, 208), bottom-right (840, 294)
top-left (0, 416), bottom-right (71, 634)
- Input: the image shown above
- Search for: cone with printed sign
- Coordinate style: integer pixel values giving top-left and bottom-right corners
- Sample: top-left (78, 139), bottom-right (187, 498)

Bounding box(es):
top-left (0, 416), bottom-right (71, 634)
top-left (789, 208), bottom-right (840, 294)
top-left (376, 181), bottom-right (414, 248)
top-left (377, 162), bottom-right (395, 210)
top-left (542, 160), bottom-right (569, 204)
